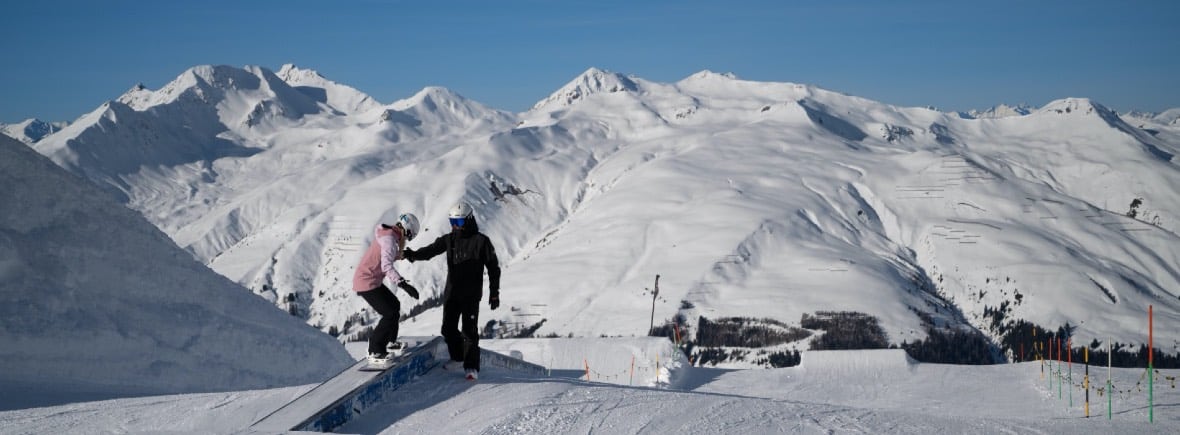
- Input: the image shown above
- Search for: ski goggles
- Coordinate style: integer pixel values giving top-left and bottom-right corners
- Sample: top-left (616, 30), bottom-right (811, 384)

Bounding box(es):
top-left (398, 223), bottom-right (415, 241)
top-left (449, 217), bottom-right (467, 228)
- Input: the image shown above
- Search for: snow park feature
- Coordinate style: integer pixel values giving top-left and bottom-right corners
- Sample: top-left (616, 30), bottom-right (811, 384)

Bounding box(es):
top-left (2, 63), bottom-right (1179, 432)
top-left (250, 336), bottom-right (545, 432)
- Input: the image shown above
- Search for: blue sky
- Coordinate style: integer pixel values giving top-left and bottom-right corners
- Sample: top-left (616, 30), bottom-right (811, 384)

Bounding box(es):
top-left (2, 0), bottom-right (1178, 123)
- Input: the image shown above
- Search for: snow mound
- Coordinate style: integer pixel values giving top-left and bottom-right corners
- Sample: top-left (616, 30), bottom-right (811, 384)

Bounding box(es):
top-left (799, 349), bottom-right (916, 377)
top-left (482, 337), bottom-right (688, 387)
top-left (0, 135), bottom-right (352, 410)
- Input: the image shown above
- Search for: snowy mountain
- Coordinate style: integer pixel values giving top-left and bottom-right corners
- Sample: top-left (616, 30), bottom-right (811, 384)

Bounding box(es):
top-left (29, 64), bottom-right (1180, 368)
top-left (0, 118), bottom-right (66, 144)
top-left (531, 67), bottom-right (643, 111)
top-left (277, 63), bottom-right (383, 115)
top-left (959, 103), bottom-right (1033, 119)
top-left (0, 134), bottom-right (351, 409)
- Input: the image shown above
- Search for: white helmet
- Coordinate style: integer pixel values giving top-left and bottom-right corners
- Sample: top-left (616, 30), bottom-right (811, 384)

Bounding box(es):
top-left (448, 202), bottom-right (474, 219)
top-left (448, 202), bottom-right (474, 228)
top-left (397, 213), bottom-right (420, 241)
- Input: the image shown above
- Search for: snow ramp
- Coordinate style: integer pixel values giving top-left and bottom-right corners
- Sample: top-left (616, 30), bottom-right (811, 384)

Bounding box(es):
top-left (249, 336), bottom-right (545, 433)
top-left (799, 349), bottom-right (916, 378)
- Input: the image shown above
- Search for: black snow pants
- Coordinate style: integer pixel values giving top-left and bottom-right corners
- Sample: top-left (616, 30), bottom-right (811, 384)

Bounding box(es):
top-left (360, 284), bottom-right (401, 356)
top-left (441, 297), bottom-right (481, 370)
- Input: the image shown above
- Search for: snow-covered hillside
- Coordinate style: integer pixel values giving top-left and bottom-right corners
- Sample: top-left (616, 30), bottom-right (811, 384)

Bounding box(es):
top-left (0, 135), bottom-right (352, 410)
top-left (30, 65), bottom-right (1180, 367)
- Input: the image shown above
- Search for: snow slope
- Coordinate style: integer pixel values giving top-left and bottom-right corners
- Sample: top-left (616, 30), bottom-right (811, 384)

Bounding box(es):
top-left (1, 338), bottom-right (1176, 433)
top-left (0, 135), bottom-right (352, 410)
top-left (30, 65), bottom-right (1180, 365)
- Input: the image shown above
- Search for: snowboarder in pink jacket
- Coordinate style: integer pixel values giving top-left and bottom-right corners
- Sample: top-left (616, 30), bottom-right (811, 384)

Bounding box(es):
top-left (352, 212), bottom-right (421, 368)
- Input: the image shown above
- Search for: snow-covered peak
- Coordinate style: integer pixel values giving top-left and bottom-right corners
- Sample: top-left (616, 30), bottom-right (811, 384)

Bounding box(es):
top-left (531, 67), bottom-right (641, 111)
top-left (116, 83), bottom-right (154, 110)
top-left (0, 118), bottom-right (65, 144)
top-left (683, 70), bottom-right (740, 82)
top-left (123, 64), bottom-right (324, 121)
top-left (1034, 98), bottom-right (1112, 117)
top-left (387, 86), bottom-right (514, 128)
top-left (960, 104), bottom-right (1033, 119)
top-left (1156, 108), bottom-right (1180, 125)
top-left (277, 63), bottom-right (381, 114)
top-left (391, 86), bottom-right (470, 111)
top-left (277, 63), bottom-right (320, 82)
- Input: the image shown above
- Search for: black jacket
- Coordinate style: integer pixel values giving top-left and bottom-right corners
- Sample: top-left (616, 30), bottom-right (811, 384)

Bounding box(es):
top-left (409, 218), bottom-right (500, 302)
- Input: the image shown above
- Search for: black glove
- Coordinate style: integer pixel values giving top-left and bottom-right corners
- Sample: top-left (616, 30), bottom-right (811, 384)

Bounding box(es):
top-left (489, 291), bottom-right (500, 310)
top-left (397, 280), bottom-right (420, 299)
top-left (402, 248), bottom-right (417, 262)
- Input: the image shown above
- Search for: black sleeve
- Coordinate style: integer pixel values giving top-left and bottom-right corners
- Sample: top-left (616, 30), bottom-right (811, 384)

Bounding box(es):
top-left (414, 234), bottom-right (449, 260)
top-left (484, 236), bottom-right (501, 292)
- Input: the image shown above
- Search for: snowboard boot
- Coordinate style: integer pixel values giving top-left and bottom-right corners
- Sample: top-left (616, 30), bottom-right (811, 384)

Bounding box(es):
top-left (366, 352), bottom-right (393, 370)
top-left (387, 341), bottom-right (406, 356)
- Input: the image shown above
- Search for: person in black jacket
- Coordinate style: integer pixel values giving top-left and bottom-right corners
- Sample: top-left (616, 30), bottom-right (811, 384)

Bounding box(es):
top-left (404, 202), bottom-right (500, 380)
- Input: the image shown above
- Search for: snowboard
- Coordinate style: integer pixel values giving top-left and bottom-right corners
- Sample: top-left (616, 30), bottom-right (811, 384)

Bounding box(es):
top-left (358, 340), bottom-right (417, 372)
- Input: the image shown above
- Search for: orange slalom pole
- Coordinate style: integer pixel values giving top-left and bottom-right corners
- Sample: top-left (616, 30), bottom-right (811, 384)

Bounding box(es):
top-left (584, 358), bottom-right (590, 381)
top-left (630, 356), bottom-right (635, 386)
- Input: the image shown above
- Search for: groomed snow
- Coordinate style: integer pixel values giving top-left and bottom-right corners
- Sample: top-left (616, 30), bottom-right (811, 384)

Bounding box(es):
top-left (1, 338), bottom-right (1175, 433)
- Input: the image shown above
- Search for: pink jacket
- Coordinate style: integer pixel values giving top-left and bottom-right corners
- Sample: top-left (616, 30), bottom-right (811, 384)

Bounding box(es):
top-left (352, 224), bottom-right (405, 292)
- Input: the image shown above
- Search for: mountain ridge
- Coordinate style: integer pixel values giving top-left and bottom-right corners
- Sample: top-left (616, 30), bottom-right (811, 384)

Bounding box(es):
top-left (22, 64), bottom-right (1180, 367)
